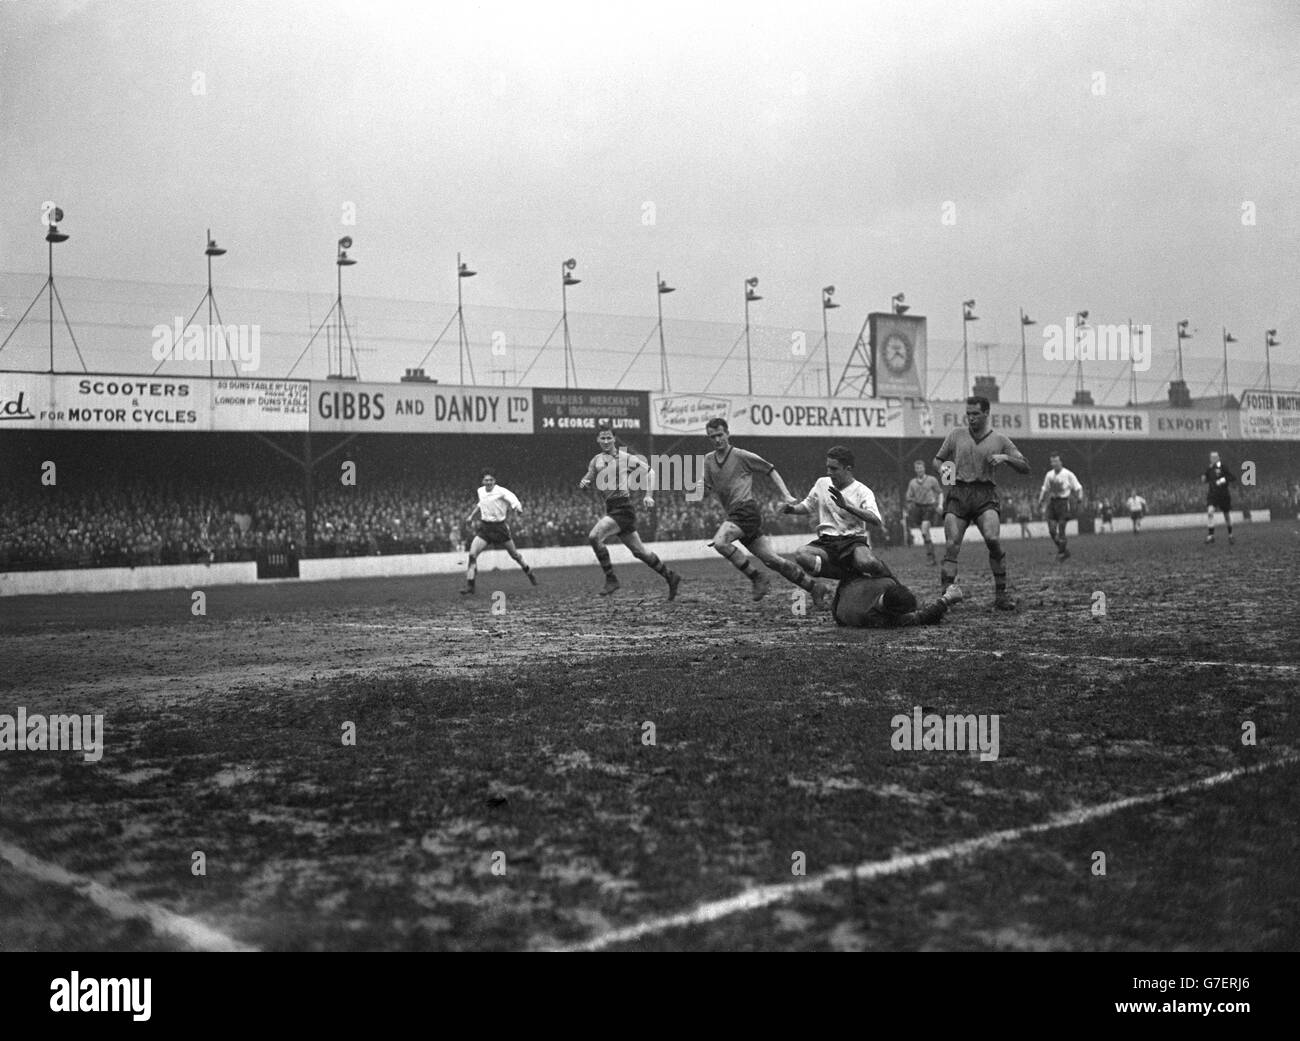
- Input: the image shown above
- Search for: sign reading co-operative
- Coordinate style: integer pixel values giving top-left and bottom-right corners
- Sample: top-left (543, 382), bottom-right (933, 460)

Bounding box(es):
top-left (533, 388), bottom-right (649, 433)
top-left (310, 381), bottom-right (533, 433)
top-left (650, 393), bottom-right (904, 438)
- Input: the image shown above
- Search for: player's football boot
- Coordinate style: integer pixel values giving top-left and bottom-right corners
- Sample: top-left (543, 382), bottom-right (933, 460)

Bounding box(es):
top-left (1228, 534), bottom-right (1235, 545)
top-left (811, 582), bottom-right (830, 609)
top-left (459, 585), bottom-right (476, 596)
top-left (599, 575), bottom-right (621, 596)
top-left (941, 584), bottom-right (964, 607)
top-left (750, 573), bottom-right (771, 601)
top-left (528, 570), bottom-right (539, 585)
top-left (993, 591), bottom-right (1018, 611)
top-left (666, 571), bottom-right (682, 601)
top-left (1058, 548), bottom-right (1071, 561)
top-left (1205, 534), bottom-right (1215, 544)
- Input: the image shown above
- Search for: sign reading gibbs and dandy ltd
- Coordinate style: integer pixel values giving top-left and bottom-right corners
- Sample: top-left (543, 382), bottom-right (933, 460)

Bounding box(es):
top-left (309, 381), bottom-right (534, 433)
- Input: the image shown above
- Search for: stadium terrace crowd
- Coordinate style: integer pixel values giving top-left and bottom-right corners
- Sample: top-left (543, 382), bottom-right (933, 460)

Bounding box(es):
top-left (2, 468), bottom-right (1296, 572)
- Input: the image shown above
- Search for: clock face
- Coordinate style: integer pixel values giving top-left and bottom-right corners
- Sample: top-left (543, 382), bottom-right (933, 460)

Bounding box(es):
top-left (882, 332), bottom-right (912, 376)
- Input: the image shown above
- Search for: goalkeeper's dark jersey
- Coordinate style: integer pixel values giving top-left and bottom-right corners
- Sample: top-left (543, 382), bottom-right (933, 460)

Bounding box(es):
top-left (1203, 462), bottom-right (1234, 503)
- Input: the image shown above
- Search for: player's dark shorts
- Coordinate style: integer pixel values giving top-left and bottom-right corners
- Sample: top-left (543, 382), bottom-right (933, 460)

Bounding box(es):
top-left (604, 499), bottom-right (637, 535)
top-left (1046, 498), bottom-right (1072, 524)
top-left (476, 521), bottom-right (512, 545)
top-left (1207, 492), bottom-right (1232, 511)
top-left (724, 500), bottom-right (764, 545)
top-left (803, 534), bottom-right (874, 580)
top-left (943, 481), bottom-right (999, 523)
top-left (906, 503), bottom-right (941, 528)
top-left (1129, 509), bottom-right (1143, 521)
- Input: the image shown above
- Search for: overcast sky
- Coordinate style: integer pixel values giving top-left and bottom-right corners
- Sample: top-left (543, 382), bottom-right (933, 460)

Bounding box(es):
top-left (1, 0), bottom-right (1297, 398)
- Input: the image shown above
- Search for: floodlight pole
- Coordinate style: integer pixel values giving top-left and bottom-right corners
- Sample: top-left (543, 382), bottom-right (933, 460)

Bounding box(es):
top-left (744, 277), bottom-right (761, 396)
top-left (457, 253), bottom-right (477, 386)
top-left (0, 214), bottom-right (85, 373)
top-left (561, 259), bottom-right (580, 390)
top-left (657, 272), bottom-right (674, 392)
top-left (822, 286), bottom-right (839, 399)
top-left (1265, 330), bottom-right (1279, 395)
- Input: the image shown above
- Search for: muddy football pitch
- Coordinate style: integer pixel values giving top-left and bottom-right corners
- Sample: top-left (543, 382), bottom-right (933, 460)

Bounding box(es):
top-left (2, 521), bottom-right (1297, 951)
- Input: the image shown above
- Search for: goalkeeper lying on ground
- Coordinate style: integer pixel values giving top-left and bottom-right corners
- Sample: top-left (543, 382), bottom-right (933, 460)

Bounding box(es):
top-left (830, 567), bottom-right (963, 628)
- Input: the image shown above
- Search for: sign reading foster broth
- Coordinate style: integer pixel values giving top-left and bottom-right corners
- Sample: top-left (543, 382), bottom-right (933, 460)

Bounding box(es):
top-left (1240, 389), bottom-right (1300, 440)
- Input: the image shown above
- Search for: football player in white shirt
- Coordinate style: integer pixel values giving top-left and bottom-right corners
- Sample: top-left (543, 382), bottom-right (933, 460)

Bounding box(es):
top-left (1037, 453), bottom-right (1084, 561)
top-left (784, 445), bottom-right (963, 621)
top-left (783, 446), bottom-right (889, 582)
top-left (1125, 489), bottom-right (1147, 534)
top-left (460, 470), bottom-right (537, 595)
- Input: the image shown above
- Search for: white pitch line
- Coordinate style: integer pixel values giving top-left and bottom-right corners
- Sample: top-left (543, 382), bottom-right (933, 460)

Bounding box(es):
top-left (901, 646), bottom-right (1300, 673)
top-left (554, 754), bottom-right (1300, 952)
top-left (0, 838), bottom-right (257, 953)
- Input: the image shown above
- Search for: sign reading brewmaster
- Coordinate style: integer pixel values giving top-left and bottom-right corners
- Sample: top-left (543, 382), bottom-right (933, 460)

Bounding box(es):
top-left (533, 389), bottom-right (649, 433)
top-left (310, 381), bottom-right (534, 433)
top-left (1030, 406), bottom-right (1148, 438)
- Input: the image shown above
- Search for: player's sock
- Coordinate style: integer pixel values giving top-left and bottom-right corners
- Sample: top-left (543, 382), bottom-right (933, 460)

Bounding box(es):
top-left (716, 542), bottom-right (760, 579)
top-left (910, 599), bottom-right (949, 625)
top-left (466, 557), bottom-right (478, 584)
top-left (940, 549), bottom-right (959, 588)
top-left (594, 545), bottom-right (615, 578)
top-left (989, 548), bottom-right (1007, 592)
top-left (770, 556), bottom-right (815, 591)
top-left (640, 551), bottom-right (671, 578)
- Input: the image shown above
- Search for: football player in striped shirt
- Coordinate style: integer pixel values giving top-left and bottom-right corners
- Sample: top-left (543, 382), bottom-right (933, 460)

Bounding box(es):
top-left (933, 396), bottom-right (1031, 610)
top-left (579, 426), bottom-right (681, 598)
top-left (459, 470), bottom-right (537, 595)
top-left (1037, 453), bottom-right (1083, 561)
top-left (702, 417), bottom-right (826, 604)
